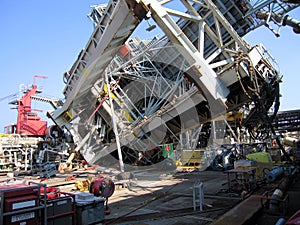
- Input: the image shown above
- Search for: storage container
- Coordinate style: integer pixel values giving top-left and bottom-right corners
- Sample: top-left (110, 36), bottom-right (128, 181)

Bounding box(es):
top-left (43, 195), bottom-right (74, 225)
top-left (75, 196), bottom-right (105, 225)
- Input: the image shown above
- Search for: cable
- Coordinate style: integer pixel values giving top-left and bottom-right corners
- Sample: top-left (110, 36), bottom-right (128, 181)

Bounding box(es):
top-left (0, 92), bottom-right (19, 102)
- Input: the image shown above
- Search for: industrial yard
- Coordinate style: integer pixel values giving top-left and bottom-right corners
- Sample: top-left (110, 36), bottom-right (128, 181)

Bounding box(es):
top-left (1, 161), bottom-right (300, 224)
top-left (1, 0), bottom-right (300, 224)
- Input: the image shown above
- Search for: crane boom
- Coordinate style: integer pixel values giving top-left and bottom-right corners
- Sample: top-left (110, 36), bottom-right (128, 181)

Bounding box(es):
top-left (50, 0), bottom-right (297, 169)
top-left (53, 0), bottom-right (146, 122)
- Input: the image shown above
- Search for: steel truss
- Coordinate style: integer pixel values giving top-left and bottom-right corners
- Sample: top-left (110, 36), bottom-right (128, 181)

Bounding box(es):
top-left (244, 0), bottom-right (300, 36)
top-left (51, 0), bottom-right (295, 170)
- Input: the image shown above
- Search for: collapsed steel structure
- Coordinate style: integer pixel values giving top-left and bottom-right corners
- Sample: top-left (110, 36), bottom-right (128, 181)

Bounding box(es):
top-left (2, 0), bottom-right (299, 174)
top-left (49, 0), bottom-right (300, 171)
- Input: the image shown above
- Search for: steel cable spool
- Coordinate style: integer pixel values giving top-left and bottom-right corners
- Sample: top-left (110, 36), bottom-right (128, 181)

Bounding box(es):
top-left (89, 177), bottom-right (115, 215)
top-left (89, 177), bottom-right (115, 198)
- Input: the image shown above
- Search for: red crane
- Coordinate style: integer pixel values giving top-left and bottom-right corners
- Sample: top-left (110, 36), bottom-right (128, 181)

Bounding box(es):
top-left (6, 76), bottom-right (48, 136)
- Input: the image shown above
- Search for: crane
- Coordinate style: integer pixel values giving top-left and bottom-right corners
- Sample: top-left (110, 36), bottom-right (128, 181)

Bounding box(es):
top-left (46, 0), bottom-right (299, 171)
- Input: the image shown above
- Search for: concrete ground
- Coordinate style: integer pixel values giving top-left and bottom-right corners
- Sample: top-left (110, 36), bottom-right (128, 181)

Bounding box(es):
top-left (26, 165), bottom-right (300, 225)
top-left (100, 168), bottom-right (300, 225)
top-left (102, 170), bottom-right (240, 225)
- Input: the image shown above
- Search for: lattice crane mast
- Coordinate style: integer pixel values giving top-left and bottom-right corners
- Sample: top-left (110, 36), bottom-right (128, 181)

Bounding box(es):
top-left (50, 0), bottom-right (299, 169)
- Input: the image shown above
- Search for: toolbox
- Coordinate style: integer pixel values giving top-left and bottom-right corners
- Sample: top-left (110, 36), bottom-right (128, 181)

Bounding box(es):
top-left (46, 196), bottom-right (73, 217)
top-left (5, 194), bottom-right (38, 211)
top-left (0, 183), bottom-right (37, 198)
top-left (0, 180), bottom-right (47, 225)
top-left (4, 210), bottom-right (39, 225)
top-left (75, 196), bottom-right (105, 225)
top-left (43, 193), bottom-right (75, 225)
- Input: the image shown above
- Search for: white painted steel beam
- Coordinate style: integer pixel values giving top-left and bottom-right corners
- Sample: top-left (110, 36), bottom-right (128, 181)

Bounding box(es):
top-left (53, 0), bottom-right (146, 120)
top-left (139, 0), bottom-right (229, 118)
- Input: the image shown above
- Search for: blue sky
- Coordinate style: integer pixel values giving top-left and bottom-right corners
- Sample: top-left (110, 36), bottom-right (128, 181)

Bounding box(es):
top-left (0, 1), bottom-right (299, 131)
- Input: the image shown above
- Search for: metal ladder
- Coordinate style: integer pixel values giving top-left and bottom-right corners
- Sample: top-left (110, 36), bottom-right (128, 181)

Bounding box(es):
top-left (193, 180), bottom-right (204, 211)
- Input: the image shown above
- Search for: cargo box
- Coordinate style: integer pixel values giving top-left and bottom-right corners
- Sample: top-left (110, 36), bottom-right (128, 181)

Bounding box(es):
top-left (43, 195), bottom-right (74, 225)
top-left (76, 196), bottom-right (105, 225)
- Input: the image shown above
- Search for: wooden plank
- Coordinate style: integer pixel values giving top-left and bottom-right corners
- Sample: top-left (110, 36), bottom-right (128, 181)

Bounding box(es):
top-left (211, 195), bottom-right (262, 225)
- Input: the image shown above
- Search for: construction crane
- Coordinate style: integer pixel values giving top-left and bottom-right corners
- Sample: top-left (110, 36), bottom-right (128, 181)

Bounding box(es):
top-left (47, 0), bottom-right (299, 171)
top-left (0, 77), bottom-right (72, 175)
